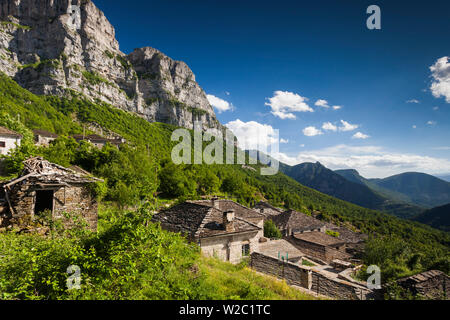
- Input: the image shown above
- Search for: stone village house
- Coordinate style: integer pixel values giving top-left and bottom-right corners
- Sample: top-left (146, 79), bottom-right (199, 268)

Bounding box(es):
top-left (0, 157), bottom-right (100, 232)
top-left (0, 126), bottom-right (22, 156)
top-left (259, 204), bottom-right (365, 264)
top-left (72, 134), bottom-right (125, 149)
top-left (33, 129), bottom-right (59, 147)
top-left (153, 199), bottom-right (265, 264)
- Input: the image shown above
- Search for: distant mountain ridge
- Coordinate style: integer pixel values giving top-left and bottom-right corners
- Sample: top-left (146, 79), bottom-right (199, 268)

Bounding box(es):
top-left (368, 172), bottom-right (450, 208)
top-left (278, 161), bottom-right (424, 218)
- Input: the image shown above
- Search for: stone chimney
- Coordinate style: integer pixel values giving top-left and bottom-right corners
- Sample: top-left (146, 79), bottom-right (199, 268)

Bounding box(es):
top-left (211, 196), bottom-right (220, 209)
top-left (223, 210), bottom-right (235, 232)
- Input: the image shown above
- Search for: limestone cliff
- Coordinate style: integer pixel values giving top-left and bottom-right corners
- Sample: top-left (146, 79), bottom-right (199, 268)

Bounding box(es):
top-left (0, 0), bottom-right (221, 132)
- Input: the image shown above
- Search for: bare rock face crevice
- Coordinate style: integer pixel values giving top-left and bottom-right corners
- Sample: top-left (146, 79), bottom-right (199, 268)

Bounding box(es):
top-left (0, 0), bottom-right (222, 132)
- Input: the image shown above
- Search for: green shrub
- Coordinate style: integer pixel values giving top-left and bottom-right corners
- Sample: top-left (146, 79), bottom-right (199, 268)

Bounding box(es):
top-left (264, 220), bottom-right (282, 239)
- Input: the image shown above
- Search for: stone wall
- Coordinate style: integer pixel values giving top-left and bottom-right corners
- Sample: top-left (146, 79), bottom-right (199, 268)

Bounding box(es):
top-left (200, 231), bottom-right (260, 264)
top-left (250, 252), bottom-right (377, 300)
top-left (3, 180), bottom-right (98, 231)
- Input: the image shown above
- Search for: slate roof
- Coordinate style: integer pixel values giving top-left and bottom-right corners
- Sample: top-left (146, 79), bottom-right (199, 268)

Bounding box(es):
top-left (153, 202), bottom-right (261, 239)
top-left (258, 239), bottom-right (304, 260)
top-left (33, 129), bottom-right (59, 138)
top-left (397, 270), bottom-right (447, 284)
top-left (191, 199), bottom-right (265, 221)
top-left (0, 126), bottom-right (22, 138)
top-left (323, 221), bottom-right (366, 244)
top-left (253, 201), bottom-right (284, 216)
top-left (293, 231), bottom-right (347, 247)
top-left (270, 209), bottom-right (326, 232)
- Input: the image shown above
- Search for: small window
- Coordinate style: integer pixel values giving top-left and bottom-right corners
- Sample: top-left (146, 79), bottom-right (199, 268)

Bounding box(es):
top-left (0, 141), bottom-right (5, 148)
top-left (242, 244), bottom-right (250, 257)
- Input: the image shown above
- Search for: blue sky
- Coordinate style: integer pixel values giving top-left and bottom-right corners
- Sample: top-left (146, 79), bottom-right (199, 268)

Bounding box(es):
top-left (93, 0), bottom-right (450, 178)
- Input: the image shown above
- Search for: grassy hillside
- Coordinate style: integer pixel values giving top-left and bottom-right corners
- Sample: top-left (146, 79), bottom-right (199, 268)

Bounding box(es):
top-left (0, 72), bottom-right (449, 290)
top-left (0, 205), bottom-right (317, 300)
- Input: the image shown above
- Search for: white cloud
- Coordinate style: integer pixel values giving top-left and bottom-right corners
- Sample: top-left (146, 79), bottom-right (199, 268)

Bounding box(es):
top-left (433, 106), bottom-right (439, 111)
top-left (225, 91), bottom-right (231, 96)
top-left (432, 146), bottom-right (450, 151)
top-left (315, 99), bottom-right (330, 108)
top-left (266, 91), bottom-right (313, 119)
top-left (412, 125), bottom-right (417, 129)
top-left (406, 99), bottom-right (420, 104)
top-left (225, 119), bottom-right (278, 150)
top-left (322, 122), bottom-right (338, 132)
top-left (427, 121), bottom-right (437, 126)
top-left (207, 94), bottom-right (233, 113)
top-left (273, 144), bottom-right (450, 178)
top-left (280, 138), bottom-right (289, 144)
top-left (332, 105), bottom-right (342, 110)
top-left (339, 120), bottom-right (359, 132)
top-left (430, 56), bottom-right (450, 103)
top-left (303, 126), bottom-right (323, 137)
top-left (352, 132), bottom-right (370, 139)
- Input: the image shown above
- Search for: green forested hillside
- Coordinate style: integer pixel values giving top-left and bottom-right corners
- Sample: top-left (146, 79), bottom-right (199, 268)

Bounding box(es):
top-left (369, 172), bottom-right (450, 208)
top-left (414, 204), bottom-right (450, 232)
top-left (0, 72), bottom-right (449, 298)
top-left (279, 162), bottom-right (424, 218)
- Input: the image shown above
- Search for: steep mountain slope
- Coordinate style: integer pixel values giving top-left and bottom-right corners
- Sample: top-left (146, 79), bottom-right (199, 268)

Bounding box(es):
top-left (335, 169), bottom-right (413, 204)
top-left (282, 162), bottom-right (386, 208)
top-left (0, 0), bottom-right (221, 132)
top-left (413, 203), bottom-right (450, 232)
top-left (436, 175), bottom-right (450, 183)
top-left (370, 173), bottom-right (450, 208)
top-left (280, 162), bottom-right (423, 218)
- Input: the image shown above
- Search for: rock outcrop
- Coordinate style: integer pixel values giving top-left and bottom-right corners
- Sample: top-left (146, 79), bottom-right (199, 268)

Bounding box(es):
top-left (0, 0), bottom-right (221, 132)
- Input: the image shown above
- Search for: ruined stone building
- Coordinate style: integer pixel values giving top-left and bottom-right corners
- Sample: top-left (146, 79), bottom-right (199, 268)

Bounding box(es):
top-left (0, 126), bottom-right (22, 155)
top-left (153, 200), bottom-right (264, 264)
top-left (396, 270), bottom-right (449, 300)
top-left (0, 157), bottom-right (100, 232)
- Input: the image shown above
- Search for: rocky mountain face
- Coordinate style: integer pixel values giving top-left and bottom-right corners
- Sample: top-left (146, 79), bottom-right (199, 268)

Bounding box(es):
top-left (0, 0), bottom-right (221, 132)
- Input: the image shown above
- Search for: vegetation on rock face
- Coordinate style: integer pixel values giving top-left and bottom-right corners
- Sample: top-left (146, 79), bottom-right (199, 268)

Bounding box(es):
top-left (0, 72), bottom-right (449, 299)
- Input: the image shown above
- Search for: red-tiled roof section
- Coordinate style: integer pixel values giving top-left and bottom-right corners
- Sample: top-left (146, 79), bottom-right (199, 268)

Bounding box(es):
top-left (0, 126), bottom-right (22, 138)
top-left (153, 202), bottom-right (260, 239)
top-left (293, 231), bottom-right (346, 247)
top-left (271, 209), bottom-right (326, 232)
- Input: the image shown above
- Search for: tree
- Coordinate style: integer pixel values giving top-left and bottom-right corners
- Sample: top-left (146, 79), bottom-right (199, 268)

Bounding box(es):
top-left (264, 220), bottom-right (282, 239)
